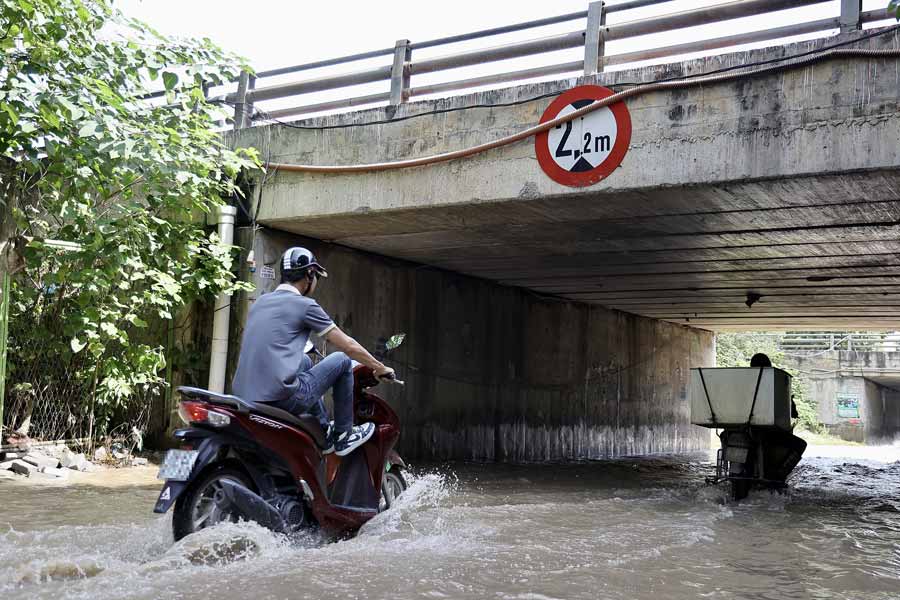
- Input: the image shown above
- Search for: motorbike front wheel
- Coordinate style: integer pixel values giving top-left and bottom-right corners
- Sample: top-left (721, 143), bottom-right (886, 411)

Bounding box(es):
top-left (379, 468), bottom-right (407, 512)
top-left (172, 465), bottom-right (252, 541)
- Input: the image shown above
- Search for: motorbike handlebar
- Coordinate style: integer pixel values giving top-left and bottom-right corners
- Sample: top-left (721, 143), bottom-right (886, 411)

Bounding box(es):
top-left (379, 373), bottom-right (405, 386)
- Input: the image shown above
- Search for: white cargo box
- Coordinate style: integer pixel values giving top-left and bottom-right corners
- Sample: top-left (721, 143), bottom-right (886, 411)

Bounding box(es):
top-left (690, 367), bottom-right (792, 430)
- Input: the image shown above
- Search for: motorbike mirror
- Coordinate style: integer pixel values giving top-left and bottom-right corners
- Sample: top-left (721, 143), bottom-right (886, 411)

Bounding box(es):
top-left (385, 333), bottom-right (406, 351)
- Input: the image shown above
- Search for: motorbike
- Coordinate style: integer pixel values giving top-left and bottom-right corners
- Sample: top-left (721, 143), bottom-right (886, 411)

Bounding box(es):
top-left (152, 334), bottom-right (408, 540)
top-left (691, 366), bottom-right (807, 501)
top-left (712, 426), bottom-right (807, 501)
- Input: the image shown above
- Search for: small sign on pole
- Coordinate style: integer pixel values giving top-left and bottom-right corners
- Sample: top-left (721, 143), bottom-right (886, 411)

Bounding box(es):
top-left (535, 85), bottom-right (631, 187)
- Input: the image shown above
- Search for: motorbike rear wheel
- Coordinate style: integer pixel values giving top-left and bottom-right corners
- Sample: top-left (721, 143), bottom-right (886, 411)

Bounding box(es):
top-left (173, 465), bottom-right (252, 541)
top-left (730, 477), bottom-right (751, 501)
top-left (379, 468), bottom-right (407, 512)
top-left (729, 456), bottom-right (755, 501)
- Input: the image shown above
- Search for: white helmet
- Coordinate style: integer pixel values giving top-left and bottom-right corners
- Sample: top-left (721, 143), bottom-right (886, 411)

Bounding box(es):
top-left (280, 247), bottom-right (328, 282)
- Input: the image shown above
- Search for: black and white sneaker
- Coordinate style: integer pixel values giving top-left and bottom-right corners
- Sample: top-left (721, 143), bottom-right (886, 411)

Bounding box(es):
top-left (322, 422), bottom-right (336, 455)
top-left (333, 422), bottom-right (376, 456)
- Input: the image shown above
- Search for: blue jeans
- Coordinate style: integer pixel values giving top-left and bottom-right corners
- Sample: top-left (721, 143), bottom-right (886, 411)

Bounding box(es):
top-left (275, 352), bottom-right (354, 434)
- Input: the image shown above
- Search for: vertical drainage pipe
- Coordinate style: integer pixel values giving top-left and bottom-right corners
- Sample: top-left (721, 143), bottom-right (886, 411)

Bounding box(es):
top-left (207, 204), bottom-right (237, 394)
top-left (0, 271), bottom-right (9, 441)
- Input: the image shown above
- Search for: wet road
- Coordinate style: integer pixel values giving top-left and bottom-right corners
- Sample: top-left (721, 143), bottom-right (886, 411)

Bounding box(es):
top-left (1, 445), bottom-right (898, 600)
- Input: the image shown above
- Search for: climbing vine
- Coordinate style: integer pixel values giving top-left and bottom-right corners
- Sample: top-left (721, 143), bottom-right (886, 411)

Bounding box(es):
top-left (1, 0), bottom-right (258, 436)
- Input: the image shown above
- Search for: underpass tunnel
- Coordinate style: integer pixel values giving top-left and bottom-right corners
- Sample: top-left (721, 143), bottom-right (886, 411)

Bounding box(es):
top-left (227, 225), bottom-right (715, 461)
top-left (223, 31), bottom-right (900, 460)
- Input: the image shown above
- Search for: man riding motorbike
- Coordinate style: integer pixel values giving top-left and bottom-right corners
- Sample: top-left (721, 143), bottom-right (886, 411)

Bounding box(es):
top-left (231, 247), bottom-right (395, 456)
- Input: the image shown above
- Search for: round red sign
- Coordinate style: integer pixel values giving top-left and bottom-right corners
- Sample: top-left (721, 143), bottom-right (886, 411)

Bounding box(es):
top-left (534, 85), bottom-right (632, 188)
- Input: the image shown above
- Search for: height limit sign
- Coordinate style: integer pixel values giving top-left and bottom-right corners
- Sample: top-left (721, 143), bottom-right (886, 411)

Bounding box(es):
top-left (535, 85), bottom-right (631, 187)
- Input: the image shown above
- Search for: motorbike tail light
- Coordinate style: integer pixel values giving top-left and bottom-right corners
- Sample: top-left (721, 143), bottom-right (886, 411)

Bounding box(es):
top-left (178, 401), bottom-right (231, 427)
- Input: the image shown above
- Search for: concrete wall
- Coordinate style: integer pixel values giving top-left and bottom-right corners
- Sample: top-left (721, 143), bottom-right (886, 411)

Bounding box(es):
top-left (228, 228), bottom-right (715, 461)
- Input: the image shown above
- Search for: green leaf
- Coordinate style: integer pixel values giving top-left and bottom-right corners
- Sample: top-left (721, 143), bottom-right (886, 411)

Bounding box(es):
top-left (162, 71), bottom-right (178, 91)
top-left (78, 120), bottom-right (98, 138)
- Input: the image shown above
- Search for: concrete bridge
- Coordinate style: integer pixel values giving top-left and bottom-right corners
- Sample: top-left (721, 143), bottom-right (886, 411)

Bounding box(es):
top-left (224, 26), bottom-right (900, 460)
top-left (785, 348), bottom-right (900, 443)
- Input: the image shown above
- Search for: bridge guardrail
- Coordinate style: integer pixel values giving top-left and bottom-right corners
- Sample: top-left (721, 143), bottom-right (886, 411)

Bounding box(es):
top-left (775, 332), bottom-right (900, 353)
top-left (219, 0), bottom-right (891, 127)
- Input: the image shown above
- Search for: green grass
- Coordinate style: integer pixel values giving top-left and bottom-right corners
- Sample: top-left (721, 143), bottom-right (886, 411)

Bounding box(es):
top-left (796, 428), bottom-right (862, 446)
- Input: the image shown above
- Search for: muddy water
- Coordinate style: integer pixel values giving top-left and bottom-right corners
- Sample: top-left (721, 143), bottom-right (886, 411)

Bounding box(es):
top-left (1, 446), bottom-right (899, 600)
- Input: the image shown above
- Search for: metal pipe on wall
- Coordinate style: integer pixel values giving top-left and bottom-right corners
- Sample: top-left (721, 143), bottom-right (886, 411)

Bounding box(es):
top-left (208, 205), bottom-right (237, 394)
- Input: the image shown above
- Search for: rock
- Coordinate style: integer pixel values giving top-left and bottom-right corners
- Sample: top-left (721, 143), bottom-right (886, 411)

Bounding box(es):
top-left (40, 444), bottom-right (67, 460)
top-left (59, 448), bottom-right (76, 466)
top-left (0, 451), bottom-right (22, 461)
top-left (80, 461), bottom-right (100, 473)
top-left (112, 451), bottom-right (127, 460)
top-left (60, 450), bottom-right (87, 471)
top-left (132, 457), bottom-right (148, 466)
top-left (23, 452), bottom-right (60, 470)
top-left (9, 459), bottom-right (36, 476)
top-left (39, 466), bottom-right (69, 479)
top-left (93, 447), bottom-right (108, 462)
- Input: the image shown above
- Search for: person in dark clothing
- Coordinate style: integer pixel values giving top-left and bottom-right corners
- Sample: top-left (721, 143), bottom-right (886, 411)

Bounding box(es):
top-left (749, 352), bottom-right (797, 418)
top-left (750, 353), bottom-right (772, 367)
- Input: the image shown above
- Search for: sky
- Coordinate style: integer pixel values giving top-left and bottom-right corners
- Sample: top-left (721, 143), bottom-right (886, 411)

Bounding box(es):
top-left (114, 0), bottom-right (894, 118)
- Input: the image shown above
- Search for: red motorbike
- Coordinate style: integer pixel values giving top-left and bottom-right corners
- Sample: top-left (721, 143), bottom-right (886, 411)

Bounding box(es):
top-left (153, 346), bottom-right (407, 541)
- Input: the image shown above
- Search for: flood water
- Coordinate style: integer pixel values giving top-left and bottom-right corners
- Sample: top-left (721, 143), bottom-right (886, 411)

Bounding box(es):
top-left (1, 445), bottom-right (899, 600)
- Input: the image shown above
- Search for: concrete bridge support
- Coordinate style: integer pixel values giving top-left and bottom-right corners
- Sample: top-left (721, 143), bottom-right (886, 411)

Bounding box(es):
top-left (228, 228), bottom-right (714, 461)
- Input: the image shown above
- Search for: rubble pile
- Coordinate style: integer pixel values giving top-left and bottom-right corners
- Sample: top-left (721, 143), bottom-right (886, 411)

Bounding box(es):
top-left (0, 443), bottom-right (98, 481)
top-left (1, 437), bottom-right (152, 482)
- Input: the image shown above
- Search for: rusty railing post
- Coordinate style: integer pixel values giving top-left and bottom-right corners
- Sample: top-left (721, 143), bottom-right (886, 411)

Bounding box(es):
top-left (233, 70), bottom-right (251, 130)
top-left (390, 39), bottom-right (412, 105)
top-left (584, 1), bottom-right (606, 76)
top-left (839, 0), bottom-right (862, 33)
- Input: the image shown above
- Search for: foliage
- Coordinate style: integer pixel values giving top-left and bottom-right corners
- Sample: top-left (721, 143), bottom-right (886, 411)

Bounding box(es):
top-left (890, 0), bottom-right (900, 20)
top-left (715, 333), bottom-right (820, 432)
top-left (1, 0), bottom-right (259, 434)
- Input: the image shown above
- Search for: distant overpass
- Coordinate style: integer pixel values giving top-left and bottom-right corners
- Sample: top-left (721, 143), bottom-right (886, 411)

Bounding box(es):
top-left (784, 340), bottom-right (900, 443)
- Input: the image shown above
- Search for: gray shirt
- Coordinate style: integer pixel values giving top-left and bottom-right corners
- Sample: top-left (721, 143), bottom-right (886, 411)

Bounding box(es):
top-left (231, 284), bottom-right (336, 402)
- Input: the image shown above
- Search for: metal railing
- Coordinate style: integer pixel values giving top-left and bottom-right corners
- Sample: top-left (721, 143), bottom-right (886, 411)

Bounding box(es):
top-left (777, 332), bottom-right (900, 353)
top-left (225, 0), bottom-right (890, 127)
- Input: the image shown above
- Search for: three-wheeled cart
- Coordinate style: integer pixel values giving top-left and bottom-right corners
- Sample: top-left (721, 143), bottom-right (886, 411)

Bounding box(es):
top-left (690, 367), bottom-right (807, 500)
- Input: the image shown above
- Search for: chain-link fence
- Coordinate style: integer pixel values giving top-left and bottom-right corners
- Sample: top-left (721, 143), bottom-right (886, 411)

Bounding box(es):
top-left (1, 272), bottom-right (172, 446)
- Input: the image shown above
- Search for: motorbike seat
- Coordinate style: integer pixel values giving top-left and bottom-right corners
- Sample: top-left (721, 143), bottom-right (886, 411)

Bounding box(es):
top-left (177, 386), bottom-right (327, 449)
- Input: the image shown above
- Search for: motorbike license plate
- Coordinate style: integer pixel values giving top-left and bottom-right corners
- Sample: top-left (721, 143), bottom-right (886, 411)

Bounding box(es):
top-left (157, 450), bottom-right (198, 481)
